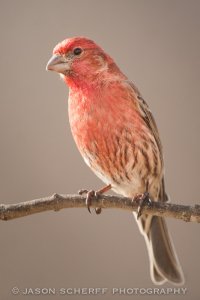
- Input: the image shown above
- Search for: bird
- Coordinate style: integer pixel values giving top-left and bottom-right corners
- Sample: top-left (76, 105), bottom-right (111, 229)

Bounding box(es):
top-left (46, 36), bottom-right (184, 285)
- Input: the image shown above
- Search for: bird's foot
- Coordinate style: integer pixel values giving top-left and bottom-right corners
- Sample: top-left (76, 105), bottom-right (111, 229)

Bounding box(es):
top-left (78, 184), bottom-right (111, 214)
top-left (134, 192), bottom-right (151, 219)
top-left (78, 189), bottom-right (101, 214)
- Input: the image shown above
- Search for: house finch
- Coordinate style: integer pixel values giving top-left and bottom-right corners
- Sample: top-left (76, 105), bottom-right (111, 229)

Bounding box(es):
top-left (46, 37), bottom-right (184, 285)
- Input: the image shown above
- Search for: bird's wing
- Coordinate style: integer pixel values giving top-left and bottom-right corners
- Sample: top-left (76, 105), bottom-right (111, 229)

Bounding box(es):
top-left (126, 80), bottom-right (163, 160)
top-left (126, 80), bottom-right (168, 202)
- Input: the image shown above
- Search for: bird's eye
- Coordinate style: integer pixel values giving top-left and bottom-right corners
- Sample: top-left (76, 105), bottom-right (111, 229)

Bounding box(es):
top-left (73, 47), bottom-right (83, 56)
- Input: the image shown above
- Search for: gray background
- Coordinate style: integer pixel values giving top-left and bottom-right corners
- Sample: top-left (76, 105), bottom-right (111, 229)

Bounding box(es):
top-left (0, 0), bottom-right (199, 299)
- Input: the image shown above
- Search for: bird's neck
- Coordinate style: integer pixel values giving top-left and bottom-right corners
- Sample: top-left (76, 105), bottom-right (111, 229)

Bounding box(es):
top-left (63, 62), bottom-right (126, 92)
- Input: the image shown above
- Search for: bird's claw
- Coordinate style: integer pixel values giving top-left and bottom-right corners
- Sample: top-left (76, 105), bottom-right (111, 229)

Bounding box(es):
top-left (78, 189), bottom-right (101, 214)
top-left (135, 192), bottom-right (151, 219)
top-left (78, 184), bottom-right (111, 214)
top-left (78, 189), bottom-right (89, 195)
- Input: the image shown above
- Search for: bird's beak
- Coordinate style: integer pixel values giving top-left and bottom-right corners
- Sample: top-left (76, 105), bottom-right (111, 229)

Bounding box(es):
top-left (46, 55), bottom-right (70, 74)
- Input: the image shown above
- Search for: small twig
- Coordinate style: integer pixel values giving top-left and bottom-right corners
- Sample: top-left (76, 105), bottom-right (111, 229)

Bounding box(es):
top-left (0, 193), bottom-right (199, 223)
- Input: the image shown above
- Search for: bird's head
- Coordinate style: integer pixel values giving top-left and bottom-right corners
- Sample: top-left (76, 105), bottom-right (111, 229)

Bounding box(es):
top-left (46, 37), bottom-right (123, 88)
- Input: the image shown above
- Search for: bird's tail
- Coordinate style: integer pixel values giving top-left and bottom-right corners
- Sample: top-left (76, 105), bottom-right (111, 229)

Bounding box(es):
top-left (134, 213), bottom-right (185, 285)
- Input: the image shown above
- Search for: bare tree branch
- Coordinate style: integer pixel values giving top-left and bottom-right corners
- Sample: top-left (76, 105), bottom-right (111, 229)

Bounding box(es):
top-left (0, 193), bottom-right (200, 223)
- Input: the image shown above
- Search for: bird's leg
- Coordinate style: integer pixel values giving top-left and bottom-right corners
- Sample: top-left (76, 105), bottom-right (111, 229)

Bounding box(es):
top-left (135, 182), bottom-right (152, 219)
top-left (134, 192), bottom-right (152, 219)
top-left (78, 184), bottom-right (112, 214)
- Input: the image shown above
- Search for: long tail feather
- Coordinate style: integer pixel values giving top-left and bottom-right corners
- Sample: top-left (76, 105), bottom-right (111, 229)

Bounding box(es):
top-left (134, 213), bottom-right (185, 285)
